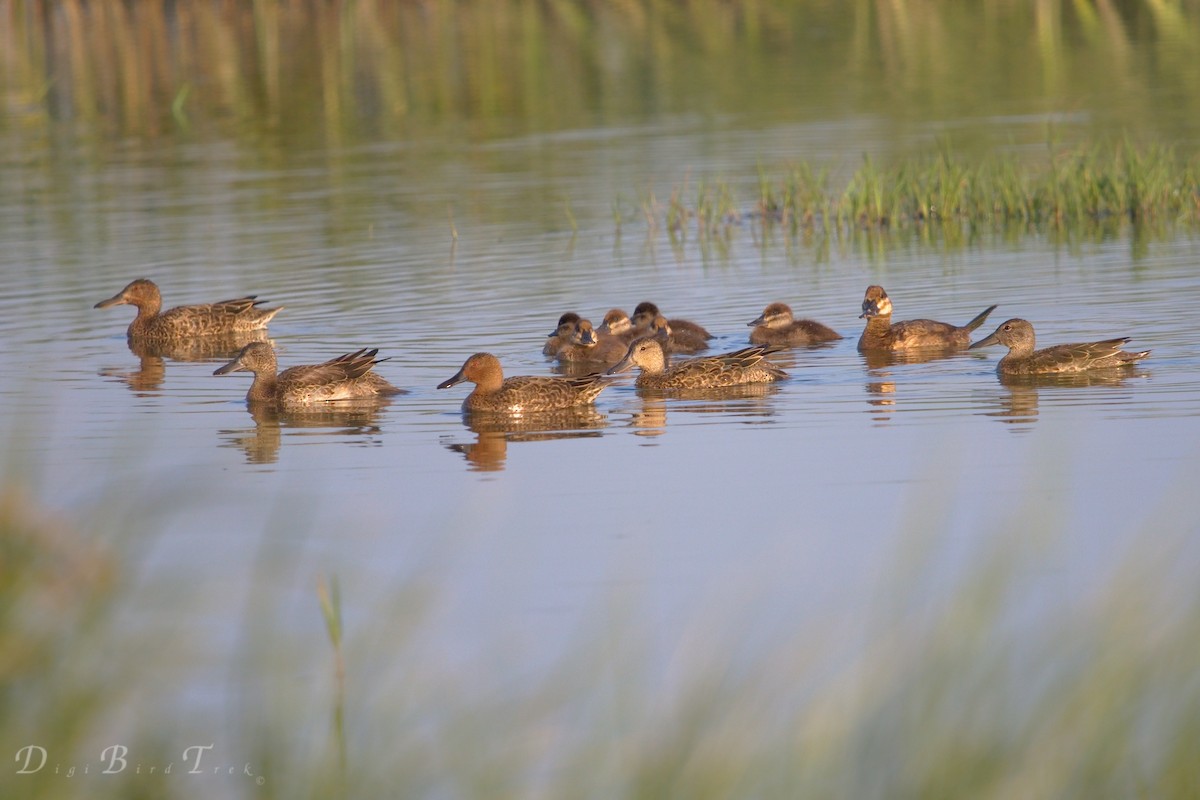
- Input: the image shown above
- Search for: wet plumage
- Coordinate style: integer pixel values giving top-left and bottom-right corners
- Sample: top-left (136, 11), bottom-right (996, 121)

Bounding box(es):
top-left (748, 302), bottom-right (841, 346)
top-left (857, 285), bottom-right (995, 351)
top-left (439, 352), bottom-right (609, 413)
top-left (214, 342), bottom-right (403, 406)
top-left (95, 278), bottom-right (281, 341)
top-left (607, 337), bottom-right (787, 390)
top-left (969, 318), bottom-right (1150, 374)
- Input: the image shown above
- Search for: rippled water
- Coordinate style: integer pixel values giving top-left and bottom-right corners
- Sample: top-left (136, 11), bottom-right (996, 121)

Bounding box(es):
top-left (3, 120), bottom-right (1200, 750)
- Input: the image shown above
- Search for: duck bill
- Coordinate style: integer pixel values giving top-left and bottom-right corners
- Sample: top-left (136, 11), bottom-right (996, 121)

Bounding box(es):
top-left (968, 332), bottom-right (999, 350)
top-left (213, 357), bottom-right (247, 375)
top-left (606, 355), bottom-right (635, 375)
top-left (437, 369), bottom-right (467, 390)
top-left (94, 292), bottom-right (128, 309)
top-left (858, 301), bottom-right (879, 320)
top-left (748, 315), bottom-right (766, 327)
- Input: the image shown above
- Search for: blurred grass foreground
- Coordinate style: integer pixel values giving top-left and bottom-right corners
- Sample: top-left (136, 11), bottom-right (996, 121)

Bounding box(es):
top-left (3, 471), bottom-right (1200, 799)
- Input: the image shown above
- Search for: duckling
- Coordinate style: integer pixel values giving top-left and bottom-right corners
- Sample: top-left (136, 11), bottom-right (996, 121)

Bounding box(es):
top-left (542, 312), bottom-right (581, 356)
top-left (556, 319), bottom-right (628, 365)
top-left (969, 318), bottom-right (1149, 374)
top-left (95, 278), bottom-right (281, 341)
top-left (857, 285), bottom-right (996, 351)
top-left (596, 309), bottom-right (637, 343)
top-left (748, 302), bottom-right (841, 346)
top-left (439, 353), bottom-right (610, 414)
top-left (631, 301), bottom-right (713, 341)
top-left (650, 315), bottom-right (709, 355)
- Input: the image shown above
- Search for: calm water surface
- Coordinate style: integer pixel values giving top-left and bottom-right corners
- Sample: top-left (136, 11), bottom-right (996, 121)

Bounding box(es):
top-left (3, 119), bottom-right (1200, 750)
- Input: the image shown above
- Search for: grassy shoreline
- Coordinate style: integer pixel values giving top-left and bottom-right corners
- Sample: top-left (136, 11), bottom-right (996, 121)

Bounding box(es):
top-left (636, 140), bottom-right (1200, 242)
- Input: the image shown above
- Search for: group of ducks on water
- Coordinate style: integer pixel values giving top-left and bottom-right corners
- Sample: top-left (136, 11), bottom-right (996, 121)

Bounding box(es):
top-left (94, 278), bottom-right (1150, 415)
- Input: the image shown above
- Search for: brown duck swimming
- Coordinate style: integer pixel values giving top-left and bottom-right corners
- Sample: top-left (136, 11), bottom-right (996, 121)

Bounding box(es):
top-left (631, 301), bottom-right (713, 341)
top-left (969, 318), bottom-right (1150, 374)
top-left (214, 342), bottom-right (403, 406)
top-left (748, 302), bottom-right (841, 346)
top-left (439, 352), bottom-right (609, 413)
top-left (95, 279), bottom-right (281, 341)
top-left (542, 312), bottom-right (581, 356)
top-left (857, 285), bottom-right (995, 351)
top-left (607, 337), bottom-right (786, 390)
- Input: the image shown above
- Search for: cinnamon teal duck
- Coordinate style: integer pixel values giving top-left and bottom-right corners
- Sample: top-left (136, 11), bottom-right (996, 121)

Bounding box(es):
top-left (439, 353), bottom-right (610, 414)
top-left (95, 279), bottom-right (281, 341)
top-left (857, 285), bottom-right (995, 351)
top-left (748, 302), bottom-right (841, 346)
top-left (607, 337), bottom-right (786, 390)
top-left (631, 301), bottom-right (713, 341)
top-left (214, 342), bottom-right (403, 406)
top-left (969, 318), bottom-right (1150, 374)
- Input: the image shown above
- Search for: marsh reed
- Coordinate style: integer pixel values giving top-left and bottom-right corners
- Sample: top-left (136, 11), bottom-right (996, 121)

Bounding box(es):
top-left (650, 139), bottom-right (1200, 242)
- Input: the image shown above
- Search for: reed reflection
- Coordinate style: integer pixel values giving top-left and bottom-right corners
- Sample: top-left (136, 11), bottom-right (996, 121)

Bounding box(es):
top-left (218, 401), bottom-right (392, 465)
top-left (442, 409), bottom-right (608, 472)
top-left (99, 332), bottom-right (269, 394)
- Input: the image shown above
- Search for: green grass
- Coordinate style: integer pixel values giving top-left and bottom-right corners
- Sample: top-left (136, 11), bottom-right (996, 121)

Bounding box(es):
top-left (642, 140), bottom-right (1200, 243)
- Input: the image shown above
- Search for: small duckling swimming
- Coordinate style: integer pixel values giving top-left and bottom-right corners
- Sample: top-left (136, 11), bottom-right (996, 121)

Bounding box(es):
top-left (556, 319), bottom-right (628, 365)
top-left (649, 315), bottom-right (709, 355)
top-left (857, 285), bottom-right (996, 351)
top-left (969, 318), bottom-right (1150, 374)
top-left (95, 278), bottom-right (281, 341)
top-left (214, 342), bottom-right (403, 407)
top-left (439, 352), bottom-right (610, 414)
top-left (596, 309), bottom-right (637, 343)
top-left (542, 312), bottom-right (581, 356)
top-left (631, 301), bottom-right (713, 341)
top-left (607, 337), bottom-right (786, 390)
top-left (748, 302), bottom-right (841, 346)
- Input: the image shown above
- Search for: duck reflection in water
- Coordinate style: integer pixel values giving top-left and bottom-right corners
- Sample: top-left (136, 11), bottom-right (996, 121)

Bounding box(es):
top-left (219, 401), bottom-right (393, 465)
top-left (864, 379), bottom-right (897, 422)
top-left (859, 346), bottom-right (980, 371)
top-left (99, 331), bottom-right (270, 394)
top-left (982, 371), bottom-right (1147, 432)
top-left (443, 408), bottom-right (607, 472)
top-left (617, 384), bottom-right (783, 442)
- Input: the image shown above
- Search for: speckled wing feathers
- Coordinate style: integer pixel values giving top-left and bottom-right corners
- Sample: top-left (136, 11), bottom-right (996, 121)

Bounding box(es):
top-left (1011, 338), bottom-right (1149, 374)
top-left (150, 297), bottom-right (281, 338)
top-left (640, 345), bottom-right (787, 389)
